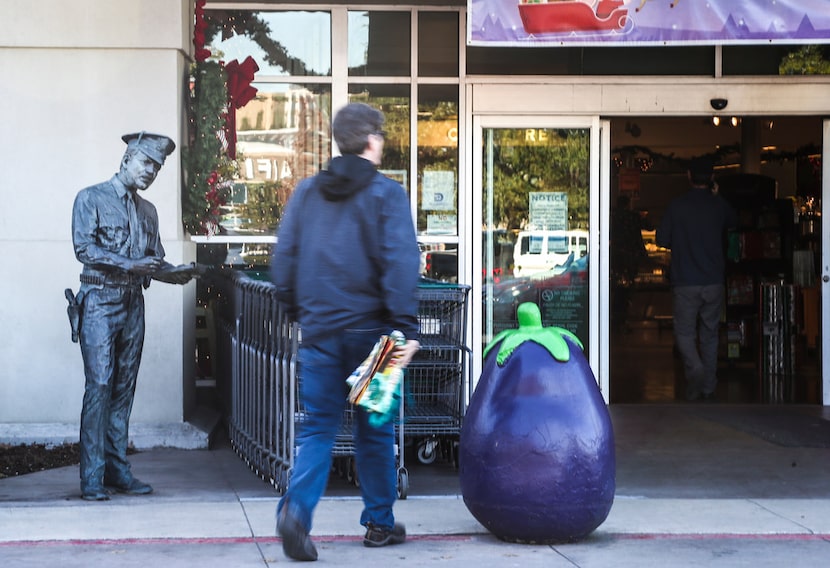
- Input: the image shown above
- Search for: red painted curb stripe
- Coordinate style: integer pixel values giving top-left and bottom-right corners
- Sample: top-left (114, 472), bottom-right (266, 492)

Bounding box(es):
top-left (0, 534), bottom-right (475, 548)
top-left (2, 533), bottom-right (830, 548)
top-left (613, 533), bottom-right (830, 542)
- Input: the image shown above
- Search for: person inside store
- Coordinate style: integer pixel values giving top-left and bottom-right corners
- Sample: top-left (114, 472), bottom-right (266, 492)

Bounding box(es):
top-left (610, 194), bottom-right (650, 332)
top-left (70, 132), bottom-right (194, 501)
top-left (656, 156), bottom-right (737, 402)
top-left (269, 103), bottom-right (421, 561)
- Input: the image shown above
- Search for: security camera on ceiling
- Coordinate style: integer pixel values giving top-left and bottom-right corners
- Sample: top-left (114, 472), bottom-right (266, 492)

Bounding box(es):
top-left (710, 98), bottom-right (728, 111)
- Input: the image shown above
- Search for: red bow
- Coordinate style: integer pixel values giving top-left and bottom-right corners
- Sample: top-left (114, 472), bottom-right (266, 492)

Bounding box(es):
top-left (226, 56), bottom-right (259, 108)
top-left (223, 56), bottom-right (259, 159)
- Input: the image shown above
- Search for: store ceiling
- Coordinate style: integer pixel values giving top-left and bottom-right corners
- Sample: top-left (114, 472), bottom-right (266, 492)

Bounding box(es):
top-left (610, 116), bottom-right (822, 160)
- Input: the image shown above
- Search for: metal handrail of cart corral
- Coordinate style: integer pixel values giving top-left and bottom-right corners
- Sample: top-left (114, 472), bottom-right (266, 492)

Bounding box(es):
top-left (239, 279), bottom-right (269, 478)
top-left (220, 273), bottom-right (294, 492)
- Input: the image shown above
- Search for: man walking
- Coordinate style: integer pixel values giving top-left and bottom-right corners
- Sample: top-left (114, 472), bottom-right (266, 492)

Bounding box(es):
top-left (71, 132), bottom-right (193, 501)
top-left (270, 103), bottom-right (421, 561)
top-left (657, 156), bottom-right (737, 401)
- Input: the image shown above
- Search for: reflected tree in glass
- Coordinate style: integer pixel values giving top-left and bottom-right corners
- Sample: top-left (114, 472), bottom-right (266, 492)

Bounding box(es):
top-left (489, 129), bottom-right (589, 231)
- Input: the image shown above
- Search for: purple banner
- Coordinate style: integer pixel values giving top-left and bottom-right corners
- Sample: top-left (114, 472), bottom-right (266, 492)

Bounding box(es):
top-left (468, 0), bottom-right (830, 46)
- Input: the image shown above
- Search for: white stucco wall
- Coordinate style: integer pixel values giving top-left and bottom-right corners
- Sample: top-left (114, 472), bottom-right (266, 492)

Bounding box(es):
top-left (0, 0), bottom-right (205, 446)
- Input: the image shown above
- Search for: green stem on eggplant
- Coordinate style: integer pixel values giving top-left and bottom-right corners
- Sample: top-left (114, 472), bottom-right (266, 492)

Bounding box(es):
top-left (484, 302), bottom-right (583, 366)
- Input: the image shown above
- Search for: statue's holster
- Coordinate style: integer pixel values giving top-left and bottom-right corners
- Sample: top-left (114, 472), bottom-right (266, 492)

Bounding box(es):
top-left (64, 288), bottom-right (85, 343)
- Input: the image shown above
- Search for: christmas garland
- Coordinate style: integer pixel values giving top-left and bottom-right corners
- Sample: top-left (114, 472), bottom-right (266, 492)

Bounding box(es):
top-left (613, 143), bottom-right (822, 174)
top-left (183, 59), bottom-right (236, 235)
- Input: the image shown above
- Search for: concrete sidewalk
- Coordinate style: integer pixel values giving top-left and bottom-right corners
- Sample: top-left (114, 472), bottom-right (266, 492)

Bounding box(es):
top-left (2, 405), bottom-right (830, 566)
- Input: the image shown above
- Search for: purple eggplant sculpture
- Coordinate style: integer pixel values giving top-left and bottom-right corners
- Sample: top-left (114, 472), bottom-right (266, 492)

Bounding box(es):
top-left (460, 302), bottom-right (615, 543)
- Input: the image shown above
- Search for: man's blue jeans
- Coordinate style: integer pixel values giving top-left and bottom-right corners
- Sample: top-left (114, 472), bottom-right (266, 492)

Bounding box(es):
top-left (279, 327), bottom-right (398, 532)
top-left (672, 284), bottom-right (724, 399)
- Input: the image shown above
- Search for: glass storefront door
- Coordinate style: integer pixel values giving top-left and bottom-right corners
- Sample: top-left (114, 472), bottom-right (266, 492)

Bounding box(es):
top-left (472, 116), bottom-right (608, 398)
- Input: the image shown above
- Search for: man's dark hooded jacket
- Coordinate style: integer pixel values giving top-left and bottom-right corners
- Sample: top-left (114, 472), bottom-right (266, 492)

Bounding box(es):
top-left (271, 154), bottom-right (420, 343)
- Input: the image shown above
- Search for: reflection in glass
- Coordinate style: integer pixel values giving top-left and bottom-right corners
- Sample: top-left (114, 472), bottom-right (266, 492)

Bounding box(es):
top-left (420, 243), bottom-right (459, 283)
top-left (417, 85), bottom-right (459, 238)
top-left (482, 128), bottom-right (591, 352)
top-left (418, 12), bottom-right (459, 77)
top-left (205, 11), bottom-right (331, 76)
top-left (224, 84), bottom-right (331, 236)
top-left (466, 46), bottom-right (714, 76)
top-left (348, 84), bottom-right (410, 192)
top-left (197, 242), bottom-right (275, 270)
top-left (348, 11), bottom-right (411, 76)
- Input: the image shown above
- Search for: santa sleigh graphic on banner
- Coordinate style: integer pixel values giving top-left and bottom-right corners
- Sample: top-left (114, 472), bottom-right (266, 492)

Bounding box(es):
top-left (518, 0), bottom-right (631, 35)
top-left (470, 0), bottom-right (830, 46)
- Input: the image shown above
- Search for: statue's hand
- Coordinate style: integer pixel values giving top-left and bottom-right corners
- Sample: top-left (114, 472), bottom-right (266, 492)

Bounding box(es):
top-left (164, 268), bottom-right (195, 285)
top-left (151, 263), bottom-right (197, 285)
top-left (130, 256), bottom-right (164, 275)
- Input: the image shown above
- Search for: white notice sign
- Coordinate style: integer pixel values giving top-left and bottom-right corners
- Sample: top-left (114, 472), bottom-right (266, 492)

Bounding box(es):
top-left (426, 214), bottom-right (457, 235)
top-left (529, 192), bottom-right (568, 230)
top-left (422, 171), bottom-right (455, 211)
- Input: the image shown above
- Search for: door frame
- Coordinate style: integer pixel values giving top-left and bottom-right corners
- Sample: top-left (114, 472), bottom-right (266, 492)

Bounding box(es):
top-left (823, 119), bottom-right (830, 406)
top-left (470, 114), bottom-right (610, 401)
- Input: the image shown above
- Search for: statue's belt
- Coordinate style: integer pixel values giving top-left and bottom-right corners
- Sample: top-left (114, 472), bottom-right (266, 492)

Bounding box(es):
top-left (80, 273), bottom-right (143, 287)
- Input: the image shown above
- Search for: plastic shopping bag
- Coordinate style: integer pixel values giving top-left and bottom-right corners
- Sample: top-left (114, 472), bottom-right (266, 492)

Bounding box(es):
top-left (346, 330), bottom-right (406, 427)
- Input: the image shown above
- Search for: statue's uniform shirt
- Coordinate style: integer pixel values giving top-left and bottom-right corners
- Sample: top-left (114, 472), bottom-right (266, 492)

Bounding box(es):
top-left (72, 175), bottom-right (165, 286)
top-left (70, 174), bottom-right (164, 492)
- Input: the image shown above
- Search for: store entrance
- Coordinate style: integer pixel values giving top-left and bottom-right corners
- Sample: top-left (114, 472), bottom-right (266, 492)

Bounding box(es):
top-left (608, 116), bottom-right (824, 404)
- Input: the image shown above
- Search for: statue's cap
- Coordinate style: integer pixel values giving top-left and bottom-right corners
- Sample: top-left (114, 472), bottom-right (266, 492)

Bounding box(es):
top-left (121, 131), bottom-right (176, 165)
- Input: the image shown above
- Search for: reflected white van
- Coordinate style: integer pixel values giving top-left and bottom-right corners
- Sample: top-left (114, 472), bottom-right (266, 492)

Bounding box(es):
top-left (513, 229), bottom-right (588, 277)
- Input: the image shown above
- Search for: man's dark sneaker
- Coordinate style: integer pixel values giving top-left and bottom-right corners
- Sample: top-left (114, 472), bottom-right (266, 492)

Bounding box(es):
top-left (81, 486), bottom-right (111, 501)
top-left (277, 506), bottom-right (318, 561)
top-left (364, 522), bottom-right (406, 548)
top-left (105, 477), bottom-right (153, 495)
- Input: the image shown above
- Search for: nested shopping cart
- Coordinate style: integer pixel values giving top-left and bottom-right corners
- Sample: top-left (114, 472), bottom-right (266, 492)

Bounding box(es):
top-left (402, 283), bottom-right (472, 467)
top-left (219, 272), bottom-right (471, 498)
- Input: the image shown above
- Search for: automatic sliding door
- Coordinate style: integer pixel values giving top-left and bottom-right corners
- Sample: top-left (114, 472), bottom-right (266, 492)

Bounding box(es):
top-left (475, 116), bottom-right (604, 395)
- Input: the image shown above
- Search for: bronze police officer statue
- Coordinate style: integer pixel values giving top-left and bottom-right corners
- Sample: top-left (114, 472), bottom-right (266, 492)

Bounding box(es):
top-left (70, 132), bottom-right (194, 501)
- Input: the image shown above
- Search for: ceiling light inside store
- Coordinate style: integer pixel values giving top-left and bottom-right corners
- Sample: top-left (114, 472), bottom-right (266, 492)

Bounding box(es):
top-left (731, 117), bottom-right (740, 127)
top-left (712, 116), bottom-right (721, 126)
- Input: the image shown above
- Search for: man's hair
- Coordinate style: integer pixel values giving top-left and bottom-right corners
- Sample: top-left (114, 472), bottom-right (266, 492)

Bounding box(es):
top-left (688, 156), bottom-right (714, 186)
top-left (332, 103), bottom-right (384, 155)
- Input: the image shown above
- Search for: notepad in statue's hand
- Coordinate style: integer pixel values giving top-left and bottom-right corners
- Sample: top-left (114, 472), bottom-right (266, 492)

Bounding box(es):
top-left (346, 331), bottom-right (406, 427)
top-left (152, 263), bottom-right (201, 284)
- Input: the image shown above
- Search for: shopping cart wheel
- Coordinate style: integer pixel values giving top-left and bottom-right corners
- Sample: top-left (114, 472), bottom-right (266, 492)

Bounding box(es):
top-left (346, 457), bottom-right (360, 487)
top-left (276, 468), bottom-right (290, 495)
top-left (397, 468), bottom-right (409, 500)
top-left (417, 438), bottom-right (438, 465)
top-left (278, 468), bottom-right (293, 495)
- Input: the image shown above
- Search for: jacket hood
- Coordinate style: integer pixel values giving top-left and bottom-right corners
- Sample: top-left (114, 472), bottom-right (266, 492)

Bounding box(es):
top-left (318, 154), bottom-right (378, 201)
